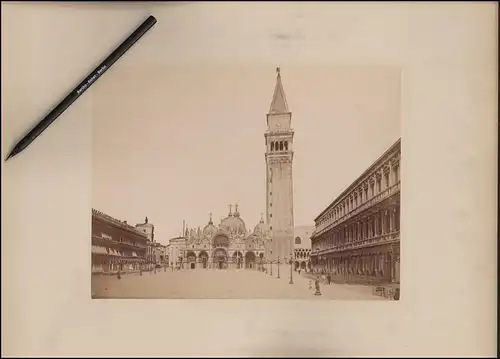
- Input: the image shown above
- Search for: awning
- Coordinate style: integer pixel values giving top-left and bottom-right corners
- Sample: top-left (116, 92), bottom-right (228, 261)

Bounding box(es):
top-left (104, 248), bottom-right (121, 256)
top-left (132, 252), bottom-right (138, 257)
top-left (92, 245), bottom-right (108, 255)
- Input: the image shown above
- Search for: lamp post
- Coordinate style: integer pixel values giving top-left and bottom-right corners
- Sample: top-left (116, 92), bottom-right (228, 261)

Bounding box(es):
top-left (288, 253), bottom-right (294, 284)
top-left (277, 256), bottom-right (281, 279)
top-left (269, 250), bottom-right (273, 276)
top-left (117, 259), bottom-right (122, 279)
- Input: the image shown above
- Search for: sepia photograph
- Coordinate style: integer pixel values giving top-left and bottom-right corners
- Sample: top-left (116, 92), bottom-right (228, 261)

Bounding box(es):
top-left (91, 64), bottom-right (401, 300)
top-left (3, 1), bottom-right (497, 356)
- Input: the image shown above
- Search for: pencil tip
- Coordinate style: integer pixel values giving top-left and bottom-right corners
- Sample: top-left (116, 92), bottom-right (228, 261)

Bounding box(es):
top-left (5, 150), bottom-right (16, 161)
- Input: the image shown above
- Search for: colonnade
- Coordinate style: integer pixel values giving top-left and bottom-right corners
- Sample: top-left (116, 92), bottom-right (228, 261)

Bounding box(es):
top-left (315, 206), bottom-right (400, 251)
top-left (314, 247), bottom-right (400, 284)
top-left (91, 254), bottom-right (149, 274)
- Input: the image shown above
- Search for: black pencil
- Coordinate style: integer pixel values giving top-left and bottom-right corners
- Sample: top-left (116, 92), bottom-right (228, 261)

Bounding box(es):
top-left (5, 15), bottom-right (157, 161)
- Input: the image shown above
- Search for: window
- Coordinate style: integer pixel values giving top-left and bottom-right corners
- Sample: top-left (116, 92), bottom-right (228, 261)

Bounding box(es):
top-left (385, 173), bottom-right (390, 188)
top-left (279, 141), bottom-right (284, 151)
top-left (295, 237), bottom-right (302, 245)
top-left (377, 179), bottom-right (381, 193)
top-left (270, 214), bottom-right (272, 218)
top-left (394, 166), bottom-right (399, 182)
top-left (284, 141), bottom-right (288, 150)
top-left (271, 142), bottom-right (274, 151)
top-left (395, 208), bottom-right (400, 231)
top-left (270, 226), bottom-right (272, 230)
top-left (270, 192), bottom-right (272, 196)
top-left (270, 203), bottom-right (272, 207)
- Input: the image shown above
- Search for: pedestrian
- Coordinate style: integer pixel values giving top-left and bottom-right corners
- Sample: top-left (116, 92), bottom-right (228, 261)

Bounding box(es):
top-left (314, 276), bottom-right (322, 296)
top-left (308, 280), bottom-right (313, 290)
top-left (327, 273), bottom-right (331, 285)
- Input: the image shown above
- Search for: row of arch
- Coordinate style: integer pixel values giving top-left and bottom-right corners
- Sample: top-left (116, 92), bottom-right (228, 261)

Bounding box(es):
top-left (270, 140), bottom-right (289, 152)
top-left (184, 249), bottom-right (264, 261)
top-left (183, 249), bottom-right (263, 270)
top-left (295, 251), bottom-right (310, 259)
top-left (294, 261), bottom-right (312, 270)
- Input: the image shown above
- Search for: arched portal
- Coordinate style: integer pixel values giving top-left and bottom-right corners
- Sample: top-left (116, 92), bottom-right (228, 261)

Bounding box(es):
top-left (294, 261), bottom-right (300, 270)
top-left (186, 251), bottom-right (197, 270)
top-left (199, 251), bottom-right (209, 269)
top-left (300, 261), bottom-right (306, 269)
top-left (232, 251), bottom-right (243, 269)
top-left (245, 251), bottom-right (256, 269)
top-left (307, 261), bottom-right (311, 271)
top-left (213, 248), bottom-right (228, 269)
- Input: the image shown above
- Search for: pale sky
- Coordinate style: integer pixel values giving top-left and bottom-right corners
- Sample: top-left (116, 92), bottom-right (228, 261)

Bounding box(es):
top-left (92, 65), bottom-right (400, 244)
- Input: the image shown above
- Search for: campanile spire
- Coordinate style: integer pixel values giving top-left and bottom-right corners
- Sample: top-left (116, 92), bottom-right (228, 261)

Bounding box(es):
top-left (269, 67), bottom-right (289, 114)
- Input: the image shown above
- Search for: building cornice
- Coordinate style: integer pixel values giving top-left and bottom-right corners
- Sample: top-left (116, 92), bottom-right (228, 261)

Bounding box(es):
top-left (314, 138), bottom-right (401, 222)
top-left (92, 209), bottom-right (149, 239)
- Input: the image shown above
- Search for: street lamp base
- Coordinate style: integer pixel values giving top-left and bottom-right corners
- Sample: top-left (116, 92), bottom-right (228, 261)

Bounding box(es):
top-left (289, 280), bottom-right (294, 284)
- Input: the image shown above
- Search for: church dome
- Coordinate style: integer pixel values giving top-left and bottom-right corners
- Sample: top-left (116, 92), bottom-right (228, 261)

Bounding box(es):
top-left (253, 214), bottom-right (269, 236)
top-left (203, 213), bottom-right (218, 237)
top-left (220, 204), bottom-right (247, 235)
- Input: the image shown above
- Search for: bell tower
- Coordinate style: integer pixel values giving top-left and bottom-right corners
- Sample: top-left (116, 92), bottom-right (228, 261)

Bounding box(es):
top-left (265, 67), bottom-right (294, 263)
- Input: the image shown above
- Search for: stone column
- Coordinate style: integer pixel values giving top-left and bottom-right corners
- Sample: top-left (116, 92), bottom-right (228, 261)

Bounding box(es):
top-left (369, 253), bottom-right (373, 276)
top-left (379, 212), bottom-right (383, 235)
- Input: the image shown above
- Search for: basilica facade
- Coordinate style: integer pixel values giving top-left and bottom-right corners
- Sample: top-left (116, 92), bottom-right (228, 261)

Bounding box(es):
top-left (175, 205), bottom-right (270, 270)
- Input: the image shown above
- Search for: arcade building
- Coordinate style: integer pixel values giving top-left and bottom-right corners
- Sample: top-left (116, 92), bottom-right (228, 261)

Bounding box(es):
top-left (310, 139), bottom-right (401, 286)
